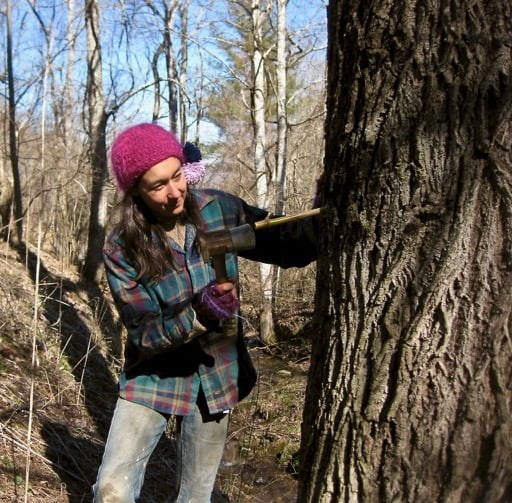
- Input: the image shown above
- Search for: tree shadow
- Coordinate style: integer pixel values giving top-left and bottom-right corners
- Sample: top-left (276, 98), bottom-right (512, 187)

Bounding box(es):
top-left (40, 421), bottom-right (179, 502)
top-left (15, 243), bottom-right (228, 501)
top-left (40, 422), bottom-right (102, 502)
top-left (15, 242), bottom-right (118, 436)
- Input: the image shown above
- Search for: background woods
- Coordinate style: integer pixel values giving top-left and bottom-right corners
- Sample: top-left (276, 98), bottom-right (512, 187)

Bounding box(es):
top-left (0, 0), bottom-right (326, 325)
top-left (301, 0), bottom-right (512, 501)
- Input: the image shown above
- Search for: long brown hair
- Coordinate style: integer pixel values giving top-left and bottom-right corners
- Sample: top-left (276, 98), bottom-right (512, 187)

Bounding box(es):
top-left (115, 189), bottom-right (203, 281)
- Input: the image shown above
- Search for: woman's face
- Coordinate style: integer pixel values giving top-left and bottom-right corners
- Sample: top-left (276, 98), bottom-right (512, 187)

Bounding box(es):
top-left (136, 156), bottom-right (188, 221)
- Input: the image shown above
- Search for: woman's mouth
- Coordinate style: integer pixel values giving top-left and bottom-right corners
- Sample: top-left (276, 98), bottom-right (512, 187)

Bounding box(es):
top-left (161, 199), bottom-right (184, 214)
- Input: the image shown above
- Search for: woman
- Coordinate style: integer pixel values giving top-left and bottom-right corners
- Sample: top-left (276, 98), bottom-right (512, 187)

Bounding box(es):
top-left (93, 123), bottom-right (318, 502)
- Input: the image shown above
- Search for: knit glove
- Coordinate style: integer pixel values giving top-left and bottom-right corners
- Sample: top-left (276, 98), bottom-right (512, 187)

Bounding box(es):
top-left (193, 283), bottom-right (240, 329)
top-left (183, 142), bottom-right (206, 186)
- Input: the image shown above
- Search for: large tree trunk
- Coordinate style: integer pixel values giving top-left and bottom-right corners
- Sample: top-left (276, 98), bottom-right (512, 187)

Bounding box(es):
top-left (299, 1), bottom-right (512, 502)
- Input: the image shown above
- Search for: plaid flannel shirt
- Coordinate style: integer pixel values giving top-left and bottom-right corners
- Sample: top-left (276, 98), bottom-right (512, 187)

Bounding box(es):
top-left (104, 188), bottom-right (318, 416)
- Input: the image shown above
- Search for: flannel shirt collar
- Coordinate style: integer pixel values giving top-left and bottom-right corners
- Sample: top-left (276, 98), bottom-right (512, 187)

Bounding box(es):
top-left (190, 188), bottom-right (216, 213)
top-left (105, 189), bottom-right (215, 250)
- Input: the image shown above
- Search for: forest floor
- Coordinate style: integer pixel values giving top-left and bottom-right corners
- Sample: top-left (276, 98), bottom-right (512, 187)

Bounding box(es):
top-left (0, 240), bottom-right (312, 502)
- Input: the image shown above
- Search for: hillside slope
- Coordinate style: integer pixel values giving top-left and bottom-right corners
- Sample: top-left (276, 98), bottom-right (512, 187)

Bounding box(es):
top-left (0, 241), bottom-right (309, 502)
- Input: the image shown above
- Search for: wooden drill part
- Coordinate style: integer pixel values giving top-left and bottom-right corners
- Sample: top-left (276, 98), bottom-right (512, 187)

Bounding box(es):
top-left (198, 207), bottom-right (325, 282)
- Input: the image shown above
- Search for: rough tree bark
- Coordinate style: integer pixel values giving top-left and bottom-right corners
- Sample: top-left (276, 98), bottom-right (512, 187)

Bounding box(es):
top-left (300, 0), bottom-right (512, 502)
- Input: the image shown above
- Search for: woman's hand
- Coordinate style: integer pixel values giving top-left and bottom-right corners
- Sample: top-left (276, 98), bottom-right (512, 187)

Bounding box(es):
top-left (193, 281), bottom-right (240, 328)
top-left (214, 281), bottom-right (236, 296)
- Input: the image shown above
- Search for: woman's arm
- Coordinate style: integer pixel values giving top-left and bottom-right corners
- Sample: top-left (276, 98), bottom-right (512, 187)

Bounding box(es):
top-left (237, 199), bottom-right (319, 268)
top-left (104, 245), bottom-right (205, 358)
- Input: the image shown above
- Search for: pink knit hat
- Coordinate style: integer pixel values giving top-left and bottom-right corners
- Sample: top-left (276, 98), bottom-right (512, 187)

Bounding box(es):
top-left (110, 123), bottom-right (184, 192)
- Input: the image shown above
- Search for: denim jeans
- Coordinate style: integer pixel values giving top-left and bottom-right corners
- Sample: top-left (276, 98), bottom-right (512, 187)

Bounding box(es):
top-left (93, 398), bottom-right (229, 503)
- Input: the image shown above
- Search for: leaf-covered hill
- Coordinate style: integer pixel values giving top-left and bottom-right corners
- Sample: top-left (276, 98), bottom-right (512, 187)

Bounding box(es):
top-left (0, 240), bottom-right (123, 501)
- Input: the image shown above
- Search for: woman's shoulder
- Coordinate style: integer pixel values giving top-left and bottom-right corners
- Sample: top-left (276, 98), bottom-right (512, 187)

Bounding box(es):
top-left (192, 187), bottom-right (239, 203)
top-left (191, 188), bottom-right (246, 227)
top-left (191, 188), bottom-right (244, 212)
top-left (103, 227), bottom-right (125, 256)
top-left (191, 188), bottom-right (268, 228)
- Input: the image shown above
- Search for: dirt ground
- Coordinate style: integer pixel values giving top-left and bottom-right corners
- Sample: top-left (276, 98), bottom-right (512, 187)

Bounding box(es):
top-left (0, 348), bottom-right (307, 502)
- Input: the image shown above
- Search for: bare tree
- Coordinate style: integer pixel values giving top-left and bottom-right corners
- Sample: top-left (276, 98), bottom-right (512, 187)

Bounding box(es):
top-left (5, 0), bottom-right (22, 243)
top-left (144, 0), bottom-right (180, 131)
top-left (82, 0), bottom-right (108, 283)
top-left (27, 0), bottom-right (56, 223)
top-left (178, 0), bottom-right (190, 142)
top-left (0, 157), bottom-right (13, 241)
top-left (249, 0), bottom-right (277, 343)
top-left (274, 0), bottom-right (287, 215)
top-left (63, 0), bottom-right (77, 142)
top-left (266, 0), bottom-right (288, 323)
top-left (300, 0), bottom-right (512, 501)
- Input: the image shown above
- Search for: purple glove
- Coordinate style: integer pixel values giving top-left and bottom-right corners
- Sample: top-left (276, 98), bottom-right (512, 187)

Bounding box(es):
top-left (193, 283), bottom-right (240, 327)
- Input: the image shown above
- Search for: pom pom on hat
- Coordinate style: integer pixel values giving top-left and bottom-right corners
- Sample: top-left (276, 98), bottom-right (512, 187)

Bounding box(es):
top-left (183, 142), bottom-right (202, 163)
top-left (183, 142), bottom-right (206, 186)
top-left (110, 123), bottom-right (184, 192)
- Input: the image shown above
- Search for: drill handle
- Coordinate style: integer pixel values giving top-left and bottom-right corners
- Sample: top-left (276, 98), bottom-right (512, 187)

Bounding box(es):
top-left (212, 254), bottom-right (229, 284)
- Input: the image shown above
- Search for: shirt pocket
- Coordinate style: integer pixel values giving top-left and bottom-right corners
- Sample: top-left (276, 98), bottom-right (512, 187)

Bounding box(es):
top-left (153, 267), bottom-right (193, 307)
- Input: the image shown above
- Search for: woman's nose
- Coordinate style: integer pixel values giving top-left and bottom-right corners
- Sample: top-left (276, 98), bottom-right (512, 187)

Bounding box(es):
top-left (166, 182), bottom-right (181, 198)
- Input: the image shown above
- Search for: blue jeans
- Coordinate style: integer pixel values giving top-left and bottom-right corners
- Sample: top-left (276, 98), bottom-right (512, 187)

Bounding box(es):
top-left (93, 398), bottom-right (229, 502)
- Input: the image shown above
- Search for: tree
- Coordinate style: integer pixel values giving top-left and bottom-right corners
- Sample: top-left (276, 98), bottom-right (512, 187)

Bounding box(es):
top-left (250, 0), bottom-right (276, 343)
top-left (63, 0), bottom-right (77, 143)
top-left (273, 0), bottom-right (286, 215)
top-left (143, 0), bottom-right (180, 131)
top-left (178, 0), bottom-right (190, 143)
top-left (299, 0), bottom-right (512, 501)
top-left (0, 156), bottom-right (13, 240)
top-left (5, 0), bottom-right (22, 243)
top-left (82, 0), bottom-right (108, 283)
